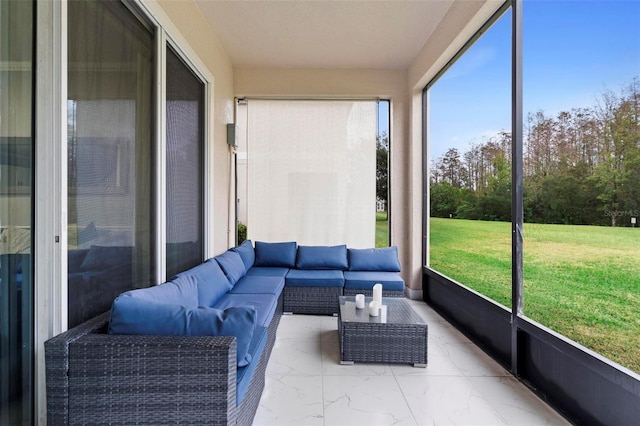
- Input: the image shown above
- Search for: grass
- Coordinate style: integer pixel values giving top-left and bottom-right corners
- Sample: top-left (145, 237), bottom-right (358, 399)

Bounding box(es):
top-left (429, 217), bottom-right (640, 373)
top-left (376, 211), bottom-right (389, 248)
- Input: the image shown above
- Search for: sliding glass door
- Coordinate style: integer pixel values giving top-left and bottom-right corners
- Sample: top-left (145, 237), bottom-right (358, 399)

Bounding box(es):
top-left (165, 46), bottom-right (204, 278)
top-left (0, 0), bottom-right (34, 423)
top-left (67, 0), bottom-right (155, 327)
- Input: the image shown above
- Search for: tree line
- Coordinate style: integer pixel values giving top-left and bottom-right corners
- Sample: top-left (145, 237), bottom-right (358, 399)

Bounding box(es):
top-left (430, 78), bottom-right (640, 227)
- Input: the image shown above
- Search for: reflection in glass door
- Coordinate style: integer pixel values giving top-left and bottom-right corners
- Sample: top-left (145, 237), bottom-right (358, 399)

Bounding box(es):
top-left (0, 0), bottom-right (34, 424)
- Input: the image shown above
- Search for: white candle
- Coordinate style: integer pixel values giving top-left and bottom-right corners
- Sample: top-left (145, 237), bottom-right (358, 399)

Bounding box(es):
top-left (372, 283), bottom-right (383, 305)
top-left (355, 293), bottom-right (365, 309)
top-left (368, 300), bottom-right (379, 316)
top-left (380, 304), bottom-right (388, 323)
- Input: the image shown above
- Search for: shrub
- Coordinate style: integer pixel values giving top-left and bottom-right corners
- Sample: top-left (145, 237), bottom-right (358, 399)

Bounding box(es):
top-left (237, 222), bottom-right (247, 245)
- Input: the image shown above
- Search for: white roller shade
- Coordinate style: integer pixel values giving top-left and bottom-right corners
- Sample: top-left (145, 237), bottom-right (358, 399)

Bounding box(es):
top-left (246, 99), bottom-right (377, 247)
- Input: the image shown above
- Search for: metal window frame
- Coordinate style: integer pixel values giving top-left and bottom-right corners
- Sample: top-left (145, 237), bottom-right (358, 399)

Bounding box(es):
top-left (34, 0), bottom-right (216, 421)
top-left (421, 1), bottom-right (640, 424)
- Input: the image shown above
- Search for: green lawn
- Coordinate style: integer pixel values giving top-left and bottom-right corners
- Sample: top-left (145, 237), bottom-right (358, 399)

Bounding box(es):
top-left (429, 217), bottom-right (640, 373)
top-left (376, 212), bottom-right (389, 248)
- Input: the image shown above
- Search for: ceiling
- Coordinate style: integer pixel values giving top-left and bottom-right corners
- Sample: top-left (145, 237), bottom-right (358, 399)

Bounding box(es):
top-left (195, 0), bottom-right (455, 70)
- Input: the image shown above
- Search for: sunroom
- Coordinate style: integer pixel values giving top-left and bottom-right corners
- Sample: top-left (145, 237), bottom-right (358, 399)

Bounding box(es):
top-left (1, 0), bottom-right (639, 424)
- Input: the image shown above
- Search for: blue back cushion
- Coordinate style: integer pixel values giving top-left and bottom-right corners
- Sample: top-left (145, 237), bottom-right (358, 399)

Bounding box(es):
top-left (231, 240), bottom-right (255, 272)
top-left (254, 241), bottom-right (297, 267)
top-left (120, 274), bottom-right (199, 308)
top-left (170, 259), bottom-right (232, 307)
top-left (296, 245), bottom-right (348, 270)
top-left (215, 250), bottom-right (247, 285)
top-left (109, 297), bottom-right (186, 334)
top-left (108, 297), bottom-right (257, 366)
top-left (348, 246), bottom-right (401, 272)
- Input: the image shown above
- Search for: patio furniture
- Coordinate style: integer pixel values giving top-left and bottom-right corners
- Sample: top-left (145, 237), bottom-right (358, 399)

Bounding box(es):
top-left (343, 247), bottom-right (405, 298)
top-left (283, 244), bottom-right (406, 314)
top-left (45, 240), bottom-right (407, 424)
top-left (338, 295), bottom-right (428, 367)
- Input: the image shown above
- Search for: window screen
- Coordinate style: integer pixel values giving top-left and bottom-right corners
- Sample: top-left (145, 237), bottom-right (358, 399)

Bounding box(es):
top-left (165, 47), bottom-right (204, 278)
top-left (67, 0), bottom-right (155, 328)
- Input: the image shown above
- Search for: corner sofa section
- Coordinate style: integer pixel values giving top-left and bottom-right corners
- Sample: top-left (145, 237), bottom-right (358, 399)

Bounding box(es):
top-left (46, 251), bottom-right (284, 426)
top-left (44, 240), bottom-right (404, 425)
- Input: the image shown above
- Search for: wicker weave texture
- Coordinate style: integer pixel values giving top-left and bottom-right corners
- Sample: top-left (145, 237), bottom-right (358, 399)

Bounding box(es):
top-left (343, 288), bottom-right (404, 298)
top-left (236, 293), bottom-right (284, 426)
top-left (283, 286), bottom-right (342, 315)
top-left (45, 293), bottom-right (285, 425)
top-left (338, 297), bottom-right (428, 366)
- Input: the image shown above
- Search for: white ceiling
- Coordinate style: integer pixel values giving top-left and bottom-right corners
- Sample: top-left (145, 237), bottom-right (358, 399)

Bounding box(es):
top-left (195, 0), bottom-right (454, 70)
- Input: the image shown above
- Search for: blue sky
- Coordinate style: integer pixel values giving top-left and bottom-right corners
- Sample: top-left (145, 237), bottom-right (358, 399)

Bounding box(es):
top-left (428, 0), bottom-right (640, 160)
top-left (378, 100), bottom-right (390, 137)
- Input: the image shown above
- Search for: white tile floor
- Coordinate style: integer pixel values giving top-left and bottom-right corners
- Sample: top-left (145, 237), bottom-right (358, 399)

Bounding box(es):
top-left (253, 299), bottom-right (571, 426)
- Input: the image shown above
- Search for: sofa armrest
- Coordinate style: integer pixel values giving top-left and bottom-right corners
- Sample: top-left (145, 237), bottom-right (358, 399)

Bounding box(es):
top-left (45, 312), bottom-right (238, 425)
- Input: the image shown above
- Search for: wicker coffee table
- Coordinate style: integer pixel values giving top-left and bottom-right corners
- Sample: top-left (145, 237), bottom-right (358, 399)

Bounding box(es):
top-left (338, 296), bottom-right (428, 367)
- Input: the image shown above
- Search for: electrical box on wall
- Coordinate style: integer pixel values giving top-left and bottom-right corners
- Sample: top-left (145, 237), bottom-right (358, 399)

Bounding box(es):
top-left (227, 123), bottom-right (237, 147)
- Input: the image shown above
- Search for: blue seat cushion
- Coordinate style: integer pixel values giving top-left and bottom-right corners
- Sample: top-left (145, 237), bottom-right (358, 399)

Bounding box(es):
top-left (229, 275), bottom-right (285, 296)
top-left (343, 271), bottom-right (405, 291)
top-left (246, 266), bottom-right (290, 278)
top-left (170, 259), bottom-right (232, 307)
top-left (285, 269), bottom-right (344, 288)
top-left (214, 250), bottom-right (246, 285)
top-left (230, 240), bottom-right (255, 272)
top-left (254, 241), bottom-right (297, 267)
top-left (295, 245), bottom-right (348, 270)
top-left (119, 274), bottom-right (199, 308)
top-left (213, 293), bottom-right (278, 328)
top-left (348, 246), bottom-right (401, 272)
top-left (236, 325), bottom-right (268, 405)
top-left (108, 297), bottom-right (257, 367)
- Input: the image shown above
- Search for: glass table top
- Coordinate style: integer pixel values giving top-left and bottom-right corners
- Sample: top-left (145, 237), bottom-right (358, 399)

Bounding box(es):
top-left (338, 296), bottom-right (426, 325)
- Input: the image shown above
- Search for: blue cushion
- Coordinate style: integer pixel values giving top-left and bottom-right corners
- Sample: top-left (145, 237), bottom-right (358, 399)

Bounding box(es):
top-left (214, 250), bottom-right (246, 285)
top-left (246, 266), bottom-right (290, 278)
top-left (108, 297), bottom-right (257, 366)
top-left (254, 241), bottom-right (297, 267)
top-left (214, 293), bottom-right (278, 328)
top-left (120, 274), bottom-right (199, 308)
top-left (348, 246), bottom-right (401, 272)
top-left (109, 297), bottom-right (187, 335)
top-left (296, 245), bottom-right (348, 270)
top-left (237, 325), bottom-right (268, 405)
top-left (231, 240), bottom-right (255, 272)
top-left (188, 306), bottom-right (257, 367)
top-left (343, 271), bottom-right (405, 291)
top-left (285, 269), bottom-right (344, 288)
top-left (229, 275), bottom-right (285, 296)
top-left (170, 259), bottom-right (232, 307)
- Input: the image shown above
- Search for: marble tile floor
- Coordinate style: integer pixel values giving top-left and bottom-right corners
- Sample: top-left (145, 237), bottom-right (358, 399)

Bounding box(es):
top-left (253, 299), bottom-right (571, 426)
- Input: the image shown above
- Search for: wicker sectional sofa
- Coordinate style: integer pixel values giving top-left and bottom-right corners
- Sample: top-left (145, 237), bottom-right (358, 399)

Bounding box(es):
top-left (45, 241), bottom-right (404, 425)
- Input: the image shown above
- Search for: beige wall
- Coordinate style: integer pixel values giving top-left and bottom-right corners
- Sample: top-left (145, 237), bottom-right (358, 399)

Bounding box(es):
top-left (405, 0), bottom-right (504, 292)
top-left (154, 0), bottom-right (502, 293)
top-left (155, 0), bottom-right (236, 256)
top-left (234, 68), bottom-right (418, 290)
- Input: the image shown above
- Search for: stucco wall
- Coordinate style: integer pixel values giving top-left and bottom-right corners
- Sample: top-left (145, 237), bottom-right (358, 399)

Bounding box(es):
top-left (154, 0), bottom-right (236, 257)
top-left (234, 68), bottom-right (418, 289)
top-left (152, 0), bottom-right (501, 293)
top-left (405, 0), bottom-right (504, 293)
